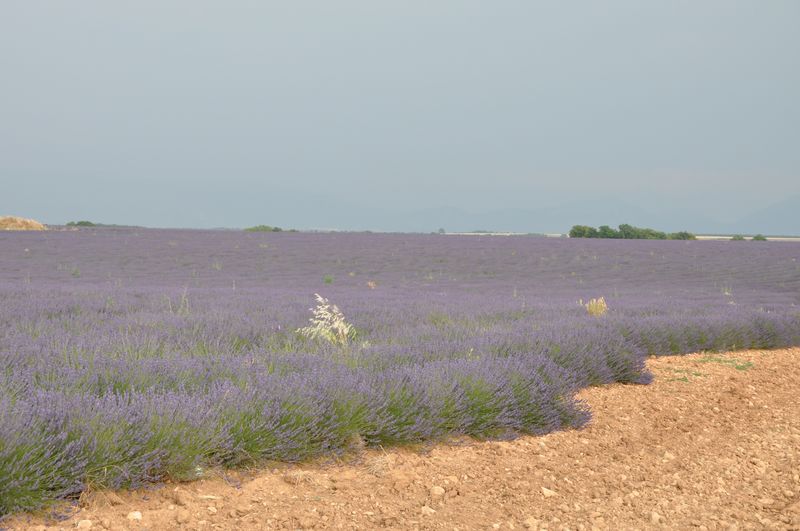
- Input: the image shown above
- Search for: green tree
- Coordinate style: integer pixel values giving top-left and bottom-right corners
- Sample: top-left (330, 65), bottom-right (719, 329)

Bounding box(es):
top-left (617, 224), bottom-right (666, 239)
top-left (571, 223), bottom-right (695, 240)
top-left (245, 225), bottom-right (284, 232)
top-left (569, 225), bottom-right (598, 238)
top-left (617, 224), bottom-right (638, 239)
top-left (597, 225), bottom-right (619, 238)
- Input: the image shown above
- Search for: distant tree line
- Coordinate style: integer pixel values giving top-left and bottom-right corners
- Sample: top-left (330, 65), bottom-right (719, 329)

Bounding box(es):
top-left (732, 234), bottom-right (768, 241)
top-left (66, 221), bottom-right (97, 227)
top-left (244, 225), bottom-right (298, 232)
top-left (569, 224), bottom-right (696, 240)
top-left (245, 225), bottom-right (283, 232)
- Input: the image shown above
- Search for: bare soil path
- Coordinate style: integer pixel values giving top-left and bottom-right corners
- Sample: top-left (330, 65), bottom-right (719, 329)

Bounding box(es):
top-left (6, 348), bottom-right (800, 531)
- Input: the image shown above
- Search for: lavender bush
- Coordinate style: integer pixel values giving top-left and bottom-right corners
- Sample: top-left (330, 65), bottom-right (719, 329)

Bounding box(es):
top-left (1, 229), bottom-right (798, 515)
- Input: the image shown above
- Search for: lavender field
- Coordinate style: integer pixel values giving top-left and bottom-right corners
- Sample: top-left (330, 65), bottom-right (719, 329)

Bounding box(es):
top-left (1, 229), bottom-right (799, 515)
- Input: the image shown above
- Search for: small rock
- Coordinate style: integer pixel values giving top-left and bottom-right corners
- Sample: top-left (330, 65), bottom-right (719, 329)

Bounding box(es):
top-left (76, 520), bottom-right (93, 529)
top-left (207, 506), bottom-right (218, 515)
top-left (175, 509), bottom-right (191, 524)
top-left (297, 515), bottom-right (316, 529)
top-left (381, 516), bottom-right (400, 526)
top-left (650, 511), bottom-right (662, 524)
top-left (100, 519), bottom-right (111, 529)
top-left (429, 486), bottom-right (446, 499)
top-left (126, 511), bottom-right (143, 522)
top-left (663, 451), bottom-right (676, 460)
top-left (421, 505), bottom-right (436, 516)
top-left (541, 487), bottom-right (558, 498)
top-left (171, 489), bottom-right (193, 507)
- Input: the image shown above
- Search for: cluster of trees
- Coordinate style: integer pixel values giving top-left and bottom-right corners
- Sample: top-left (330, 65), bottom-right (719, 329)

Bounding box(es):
top-left (732, 234), bottom-right (768, 241)
top-left (244, 225), bottom-right (299, 232)
top-left (245, 225), bottom-right (284, 232)
top-left (569, 224), bottom-right (696, 240)
top-left (66, 220), bottom-right (96, 227)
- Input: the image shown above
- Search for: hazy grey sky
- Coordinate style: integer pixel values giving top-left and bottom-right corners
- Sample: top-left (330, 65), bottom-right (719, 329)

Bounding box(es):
top-left (2, 1), bottom-right (798, 232)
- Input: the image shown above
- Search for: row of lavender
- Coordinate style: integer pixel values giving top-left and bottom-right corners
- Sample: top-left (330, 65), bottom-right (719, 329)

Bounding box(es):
top-left (2, 229), bottom-right (799, 515)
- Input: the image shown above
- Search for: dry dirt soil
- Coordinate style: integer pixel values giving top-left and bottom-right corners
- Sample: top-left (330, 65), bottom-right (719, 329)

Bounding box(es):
top-left (0, 216), bottom-right (46, 231)
top-left (6, 348), bottom-right (800, 531)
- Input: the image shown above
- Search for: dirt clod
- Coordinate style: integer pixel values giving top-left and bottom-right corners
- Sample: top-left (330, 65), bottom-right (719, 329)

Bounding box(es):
top-left (175, 509), bottom-right (191, 524)
top-left (169, 488), bottom-right (192, 507)
top-left (522, 516), bottom-right (539, 529)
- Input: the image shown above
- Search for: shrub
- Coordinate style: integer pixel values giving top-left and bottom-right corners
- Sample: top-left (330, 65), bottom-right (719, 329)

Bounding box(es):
top-left (752, 234), bottom-right (768, 241)
top-left (584, 297), bottom-right (608, 317)
top-left (296, 294), bottom-right (355, 346)
top-left (731, 235), bottom-right (745, 241)
top-left (668, 231), bottom-right (696, 240)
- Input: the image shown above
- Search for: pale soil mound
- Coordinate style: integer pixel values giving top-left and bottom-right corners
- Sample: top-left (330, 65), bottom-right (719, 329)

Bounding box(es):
top-left (7, 348), bottom-right (800, 531)
top-left (0, 216), bottom-right (46, 231)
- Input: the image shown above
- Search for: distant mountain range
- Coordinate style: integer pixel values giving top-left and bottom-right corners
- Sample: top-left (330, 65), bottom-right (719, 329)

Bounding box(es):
top-left (322, 195), bottom-right (799, 236)
top-left (44, 193), bottom-right (798, 236)
top-left (725, 195), bottom-right (799, 236)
